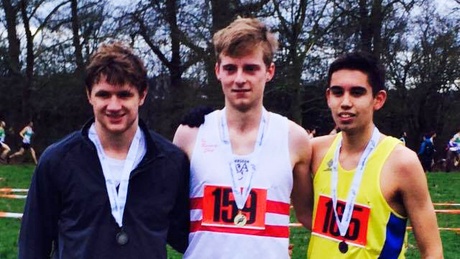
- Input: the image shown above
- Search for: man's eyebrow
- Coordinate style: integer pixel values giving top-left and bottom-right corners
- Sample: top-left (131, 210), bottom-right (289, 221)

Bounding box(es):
top-left (329, 86), bottom-right (343, 89)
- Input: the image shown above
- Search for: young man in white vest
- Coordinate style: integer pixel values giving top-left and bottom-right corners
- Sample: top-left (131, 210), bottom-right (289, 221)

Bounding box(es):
top-left (174, 17), bottom-right (313, 258)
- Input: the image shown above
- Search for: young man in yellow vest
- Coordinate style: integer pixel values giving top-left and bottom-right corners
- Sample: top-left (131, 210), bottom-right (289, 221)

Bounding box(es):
top-left (308, 52), bottom-right (443, 258)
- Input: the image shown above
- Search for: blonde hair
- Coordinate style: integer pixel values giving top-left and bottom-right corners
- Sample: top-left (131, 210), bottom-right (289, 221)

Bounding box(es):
top-left (213, 17), bottom-right (278, 67)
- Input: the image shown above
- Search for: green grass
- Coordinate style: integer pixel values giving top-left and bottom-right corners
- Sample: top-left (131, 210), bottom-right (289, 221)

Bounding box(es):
top-left (0, 165), bottom-right (34, 259)
top-left (1, 166), bottom-right (459, 258)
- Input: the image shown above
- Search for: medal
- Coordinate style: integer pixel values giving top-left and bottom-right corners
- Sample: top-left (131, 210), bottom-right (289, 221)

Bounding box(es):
top-left (331, 127), bottom-right (380, 246)
top-left (339, 240), bottom-right (348, 253)
top-left (234, 212), bottom-right (247, 226)
top-left (221, 108), bottom-right (267, 229)
top-left (89, 125), bottom-right (145, 246)
top-left (116, 229), bottom-right (129, 245)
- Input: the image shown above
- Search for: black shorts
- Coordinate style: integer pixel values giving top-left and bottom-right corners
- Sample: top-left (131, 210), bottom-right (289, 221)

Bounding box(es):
top-left (22, 143), bottom-right (31, 150)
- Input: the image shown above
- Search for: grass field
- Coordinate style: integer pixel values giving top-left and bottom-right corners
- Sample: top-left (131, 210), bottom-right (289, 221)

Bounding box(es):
top-left (0, 165), bottom-right (458, 258)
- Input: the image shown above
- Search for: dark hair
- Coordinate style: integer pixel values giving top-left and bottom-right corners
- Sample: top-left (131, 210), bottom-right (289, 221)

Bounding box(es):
top-left (426, 131), bottom-right (436, 138)
top-left (85, 42), bottom-right (148, 94)
top-left (327, 51), bottom-right (385, 96)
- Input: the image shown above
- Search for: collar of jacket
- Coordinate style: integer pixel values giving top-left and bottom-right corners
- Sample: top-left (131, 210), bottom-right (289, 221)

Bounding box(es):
top-left (79, 118), bottom-right (166, 169)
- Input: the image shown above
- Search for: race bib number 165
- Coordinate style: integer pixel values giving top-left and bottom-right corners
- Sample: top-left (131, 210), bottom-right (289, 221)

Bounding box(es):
top-left (312, 195), bottom-right (370, 246)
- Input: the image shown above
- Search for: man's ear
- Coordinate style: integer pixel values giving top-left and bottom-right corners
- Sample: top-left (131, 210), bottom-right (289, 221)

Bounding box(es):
top-left (373, 90), bottom-right (387, 111)
top-left (325, 88), bottom-right (332, 108)
top-left (215, 63), bottom-right (220, 81)
top-left (266, 63), bottom-right (275, 82)
top-left (86, 89), bottom-right (92, 104)
top-left (139, 88), bottom-right (148, 106)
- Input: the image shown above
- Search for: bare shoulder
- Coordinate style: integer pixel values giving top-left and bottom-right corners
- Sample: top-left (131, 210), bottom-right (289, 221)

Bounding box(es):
top-left (172, 124), bottom-right (199, 158)
top-left (381, 142), bottom-right (428, 215)
top-left (287, 120), bottom-right (309, 142)
top-left (310, 135), bottom-right (336, 173)
top-left (385, 143), bottom-right (423, 179)
top-left (287, 120), bottom-right (311, 157)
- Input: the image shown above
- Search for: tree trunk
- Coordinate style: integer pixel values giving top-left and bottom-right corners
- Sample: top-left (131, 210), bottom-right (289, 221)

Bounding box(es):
top-left (20, 0), bottom-right (33, 120)
top-left (71, 0), bottom-right (85, 77)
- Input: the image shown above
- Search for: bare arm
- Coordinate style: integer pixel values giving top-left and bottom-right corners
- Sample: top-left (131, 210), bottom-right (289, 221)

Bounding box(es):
top-left (289, 121), bottom-right (313, 230)
top-left (19, 127), bottom-right (27, 139)
top-left (385, 146), bottom-right (443, 258)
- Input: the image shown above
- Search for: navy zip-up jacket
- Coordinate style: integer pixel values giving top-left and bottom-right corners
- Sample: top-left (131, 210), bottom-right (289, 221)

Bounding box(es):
top-left (18, 119), bottom-right (190, 258)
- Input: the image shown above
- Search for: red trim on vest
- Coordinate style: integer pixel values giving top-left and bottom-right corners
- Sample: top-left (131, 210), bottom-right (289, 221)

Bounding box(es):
top-left (190, 220), bottom-right (290, 237)
top-left (190, 197), bottom-right (290, 215)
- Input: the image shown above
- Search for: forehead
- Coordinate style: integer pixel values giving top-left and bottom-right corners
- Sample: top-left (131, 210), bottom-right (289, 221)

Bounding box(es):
top-left (91, 78), bottom-right (137, 93)
top-left (219, 47), bottom-right (265, 66)
top-left (330, 69), bottom-right (370, 89)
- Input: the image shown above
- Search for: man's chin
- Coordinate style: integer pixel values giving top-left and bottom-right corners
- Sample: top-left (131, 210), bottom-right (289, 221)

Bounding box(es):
top-left (104, 125), bottom-right (128, 135)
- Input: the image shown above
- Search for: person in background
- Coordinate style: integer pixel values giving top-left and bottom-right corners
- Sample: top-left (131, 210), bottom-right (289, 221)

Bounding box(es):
top-left (399, 131), bottom-right (407, 145)
top-left (8, 121), bottom-right (38, 165)
top-left (307, 127), bottom-right (317, 139)
top-left (308, 52), bottom-right (442, 258)
top-left (418, 131), bottom-right (436, 172)
top-left (448, 128), bottom-right (460, 166)
top-left (449, 128), bottom-right (460, 146)
top-left (173, 17), bottom-right (312, 259)
top-left (18, 42), bottom-right (190, 259)
top-left (0, 121), bottom-right (11, 161)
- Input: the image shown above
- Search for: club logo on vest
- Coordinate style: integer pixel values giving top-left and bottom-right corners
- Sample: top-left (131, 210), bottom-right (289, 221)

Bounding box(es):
top-left (233, 159), bottom-right (250, 180)
top-left (324, 159), bottom-right (333, 172)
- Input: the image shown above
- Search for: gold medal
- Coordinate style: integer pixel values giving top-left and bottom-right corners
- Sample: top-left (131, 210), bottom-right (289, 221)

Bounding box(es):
top-left (234, 212), bottom-right (247, 226)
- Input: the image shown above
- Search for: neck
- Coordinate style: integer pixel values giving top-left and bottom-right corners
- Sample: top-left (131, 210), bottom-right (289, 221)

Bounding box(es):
top-left (95, 122), bottom-right (139, 160)
top-left (340, 124), bottom-right (375, 154)
top-left (225, 106), bottom-right (263, 133)
top-left (224, 106), bottom-right (265, 155)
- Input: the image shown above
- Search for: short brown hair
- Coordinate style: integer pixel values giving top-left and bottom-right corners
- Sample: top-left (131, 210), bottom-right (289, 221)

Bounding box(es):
top-left (85, 42), bottom-right (148, 94)
top-left (213, 17), bottom-right (278, 67)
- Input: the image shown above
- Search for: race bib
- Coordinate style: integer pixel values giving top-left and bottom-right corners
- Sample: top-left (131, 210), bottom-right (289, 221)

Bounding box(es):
top-left (312, 195), bottom-right (370, 247)
top-left (202, 185), bottom-right (267, 229)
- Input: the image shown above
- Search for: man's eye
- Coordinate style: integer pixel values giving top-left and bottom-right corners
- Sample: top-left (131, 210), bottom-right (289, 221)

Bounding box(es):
top-left (223, 65), bottom-right (236, 72)
top-left (351, 88), bottom-right (366, 96)
top-left (244, 65), bottom-right (258, 72)
top-left (95, 92), bottom-right (110, 98)
top-left (118, 91), bottom-right (133, 98)
top-left (329, 87), bottom-right (343, 96)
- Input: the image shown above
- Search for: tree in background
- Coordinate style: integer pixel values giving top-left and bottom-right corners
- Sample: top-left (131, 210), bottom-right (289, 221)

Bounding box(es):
top-left (0, 0), bottom-right (457, 158)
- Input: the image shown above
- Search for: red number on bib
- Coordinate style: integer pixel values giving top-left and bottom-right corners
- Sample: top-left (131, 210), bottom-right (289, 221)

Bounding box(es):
top-left (313, 195), bottom-right (370, 246)
top-left (202, 185), bottom-right (267, 229)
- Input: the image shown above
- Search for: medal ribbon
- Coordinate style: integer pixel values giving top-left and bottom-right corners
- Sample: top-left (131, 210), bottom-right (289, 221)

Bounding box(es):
top-left (220, 108), bottom-right (267, 210)
top-left (89, 124), bottom-right (142, 228)
top-left (331, 127), bottom-right (380, 237)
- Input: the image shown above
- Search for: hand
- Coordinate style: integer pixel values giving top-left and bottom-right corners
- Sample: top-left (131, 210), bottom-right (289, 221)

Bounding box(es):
top-left (180, 105), bottom-right (215, 127)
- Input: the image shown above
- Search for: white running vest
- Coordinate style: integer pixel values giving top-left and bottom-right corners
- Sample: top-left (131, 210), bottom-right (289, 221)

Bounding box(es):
top-left (184, 110), bottom-right (293, 259)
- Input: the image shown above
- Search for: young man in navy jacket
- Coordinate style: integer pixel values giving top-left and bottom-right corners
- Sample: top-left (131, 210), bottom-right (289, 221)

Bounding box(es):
top-left (19, 42), bottom-right (190, 259)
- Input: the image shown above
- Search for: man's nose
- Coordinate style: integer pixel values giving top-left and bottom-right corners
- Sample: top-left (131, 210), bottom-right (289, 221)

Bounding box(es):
top-left (340, 93), bottom-right (352, 108)
top-left (234, 69), bottom-right (247, 85)
top-left (107, 96), bottom-right (122, 110)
